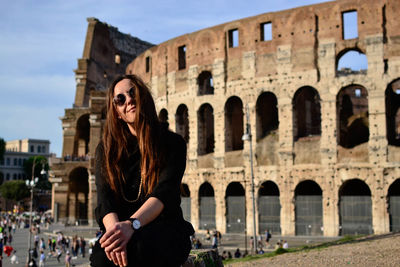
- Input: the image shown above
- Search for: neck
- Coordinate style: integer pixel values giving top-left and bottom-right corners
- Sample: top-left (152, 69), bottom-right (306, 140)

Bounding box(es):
top-left (127, 123), bottom-right (136, 136)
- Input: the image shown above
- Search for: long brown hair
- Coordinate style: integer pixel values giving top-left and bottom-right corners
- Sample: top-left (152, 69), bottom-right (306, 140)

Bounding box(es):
top-left (102, 74), bottom-right (162, 197)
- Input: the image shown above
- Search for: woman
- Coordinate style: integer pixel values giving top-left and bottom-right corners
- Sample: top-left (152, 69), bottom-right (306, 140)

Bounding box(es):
top-left (90, 74), bottom-right (194, 267)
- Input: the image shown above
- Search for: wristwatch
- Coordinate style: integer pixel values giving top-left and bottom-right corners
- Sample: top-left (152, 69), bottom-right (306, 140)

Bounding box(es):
top-left (128, 218), bottom-right (141, 231)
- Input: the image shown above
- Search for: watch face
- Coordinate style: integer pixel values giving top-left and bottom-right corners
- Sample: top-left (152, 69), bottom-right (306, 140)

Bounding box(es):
top-left (132, 219), bottom-right (141, 230)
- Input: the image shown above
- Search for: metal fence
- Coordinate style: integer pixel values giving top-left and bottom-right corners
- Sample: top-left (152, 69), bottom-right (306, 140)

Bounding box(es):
top-left (258, 196), bottom-right (281, 234)
top-left (295, 195), bottom-right (323, 235)
top-left (340, 195), bottom-right (373, 235)
top-left (199, 196), bottom-right (216, 229)
top-left (181, 197), bottom-right (191, 223)
top-left (226, 196), bottom-right (246, 233)
top-left (390, 196), bottom-right (400, 232)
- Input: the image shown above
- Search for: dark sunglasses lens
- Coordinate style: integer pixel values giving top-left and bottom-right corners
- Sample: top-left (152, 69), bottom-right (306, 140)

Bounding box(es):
top-left (114, 94), bottom-right (126, 106)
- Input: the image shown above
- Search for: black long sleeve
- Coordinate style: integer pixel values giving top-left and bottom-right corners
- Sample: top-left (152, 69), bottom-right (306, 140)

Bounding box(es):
top-left (94, 131), bottom-right (187, 230)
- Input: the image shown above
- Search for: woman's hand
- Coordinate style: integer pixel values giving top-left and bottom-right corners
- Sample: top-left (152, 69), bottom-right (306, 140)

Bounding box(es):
top-left (100, 220), bottom-right (133, 266)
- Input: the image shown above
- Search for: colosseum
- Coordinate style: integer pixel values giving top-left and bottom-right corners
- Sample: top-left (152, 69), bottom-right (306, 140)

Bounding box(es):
top-left (50, 0), bottom-right (400, 237)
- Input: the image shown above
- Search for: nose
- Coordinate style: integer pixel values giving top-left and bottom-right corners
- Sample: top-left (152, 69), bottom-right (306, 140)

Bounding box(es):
top-left (125, 93), bottom-right (135, 106)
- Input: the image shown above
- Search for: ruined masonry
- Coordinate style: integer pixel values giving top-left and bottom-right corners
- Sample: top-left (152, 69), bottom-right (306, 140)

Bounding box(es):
top-left (50, 0), bottom-right (400, 237)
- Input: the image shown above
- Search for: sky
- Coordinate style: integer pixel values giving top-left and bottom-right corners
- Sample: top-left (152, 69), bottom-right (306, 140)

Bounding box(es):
top-left (0, 0), bottom-right (335, 157)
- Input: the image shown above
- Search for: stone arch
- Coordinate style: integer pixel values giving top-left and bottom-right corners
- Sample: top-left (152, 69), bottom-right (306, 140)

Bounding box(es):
top-left (74, 114), bottom-right (90, 158)
top-left (225, 96), bottom-right (244, 152)
top-left (256, 92), bottom-right (279, 166)
top-left (388, 179), bottom-right (400, 232)
top-left (197, 104), bottom-right (214, 155)
top-left (175, 104), bottom-right (189, 144)
top-left (159, 108), bottom-right (169, 127)
top-left (256, 92), bottom-right (279, 140)
top-left (198, 71), bottom-right (214, 96)
top-left (339, 178), bottom-right (373, 235)
top-left (292, 86), bottom-right (321, 141)
top-left (199, 182), bottom-right (216, 230)
top-left (258, 181), bottom-right (281, 234)
top-left (226, 182), bottom-right (245, 233)
top-left (336, 84), bottom-right (369, 148)
top-left (67, 167), bottom-right (89, 224)
top-left (385, 78), bottom-right (400, 146)
top-left (336, 48), bottom-right (368, 76)
top-left (181, 183), bottom-right (191, 222)
top-left (295, 180), bottom-right (323, 236)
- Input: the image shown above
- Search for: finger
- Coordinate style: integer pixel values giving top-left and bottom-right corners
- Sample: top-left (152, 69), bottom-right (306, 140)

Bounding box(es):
top-left (100, 231), bottom-right (112, 244)
top-left (105, 251), bottom-right (112, 261)
top-left (104, 239), bottom-right (122, 253)
top-left (101, 232), bottom-right (119, 248)
top-left (121, 250), bottom-right (128, 267)
top-left (115, 251), bottom-right (123, 267)
top-left (110, 251), bottom-right (118, 266)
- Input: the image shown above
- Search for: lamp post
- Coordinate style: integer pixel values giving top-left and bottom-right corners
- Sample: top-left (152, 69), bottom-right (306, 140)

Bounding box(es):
top-left (242, 104), bottom-right (258, 254)
top-left (25, 157), bottom-right (46, 266)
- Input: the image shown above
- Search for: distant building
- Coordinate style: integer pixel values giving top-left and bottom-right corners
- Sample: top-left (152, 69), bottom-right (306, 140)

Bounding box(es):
top-left (0, 139), bottom-right (51, 183)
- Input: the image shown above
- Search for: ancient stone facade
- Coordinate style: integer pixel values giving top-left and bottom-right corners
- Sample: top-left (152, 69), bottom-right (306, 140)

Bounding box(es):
top-left (52, 0), bottom-right (400, 236)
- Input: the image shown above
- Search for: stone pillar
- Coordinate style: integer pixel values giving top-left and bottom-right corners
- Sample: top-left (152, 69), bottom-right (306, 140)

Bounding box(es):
top-left (88, 173), bottom-right (97, 226)
top-left (371, 169), bottom-right (390, 234)
top-left (215, 179), bottom-right (226, 233)
top-left (191, 185), bottom-right (200, 231)
top-left (188, 66), bottom-right (198, 170)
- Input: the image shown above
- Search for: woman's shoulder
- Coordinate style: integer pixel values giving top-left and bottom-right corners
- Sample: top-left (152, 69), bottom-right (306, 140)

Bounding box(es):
top-left (164, 130), bottom-right (186, 148)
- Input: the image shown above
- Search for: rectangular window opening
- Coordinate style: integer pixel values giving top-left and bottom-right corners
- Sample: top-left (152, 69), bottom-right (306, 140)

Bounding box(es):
top-left (145, 56), bottom-right (150, 73)
top-left (228, 29), bottom-right (239, 48)
top-left (261, 22), bottom-right (272, 41)
top-left (342, 10), bottom-right (358, 40)
top-left (178, 45), bottom-right (186, 70)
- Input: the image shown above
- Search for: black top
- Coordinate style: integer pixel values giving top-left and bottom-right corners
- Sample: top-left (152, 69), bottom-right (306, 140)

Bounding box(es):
top-left (94, 130), bottom-right (187, 231)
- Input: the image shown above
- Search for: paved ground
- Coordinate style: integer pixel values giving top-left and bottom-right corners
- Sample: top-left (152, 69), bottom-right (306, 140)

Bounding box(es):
top-left (4, 223), bottom-right (341, 266)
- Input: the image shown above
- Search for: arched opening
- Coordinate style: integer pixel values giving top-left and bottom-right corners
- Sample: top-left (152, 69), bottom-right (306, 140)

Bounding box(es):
top-left (388, 179), bottom-right (400, 232)
top-left (68, 167), bottom-right (89, 224)
top-left (198, 71), bottom-right (214, 95)
top-left (256, 92), bottom-right (279, 140)
top-left (339, 179), bottom-right (373, 235)
top-left (258, 181), bottom-right (281, 234)
top-left (159, 109), bottom-right (169, 128)
top-left (225, 96), bottom-right (244, 152)
top-left (199, 182), bottom-right (216, 230)
top-left (181, 183), bottom-right (191, 222)
top-left (73, 114), bottom-right (90, 158)
top-left (385, 79), bottom-right (400, 146)
top-left (197, 104), bottom-right (214, 155)
top-left (295, 180), bottom-right (323, 236)
top-left (293, 87), bottom-right (321, 141)
top-left (337, 85), bottom-right (369, 148)
top-left (175, 104), bottom-right (189, 144)
top-left (226, 182), bottom-right (245, 233)
top-left (336, 49), bottom-right (368, 76)
top-left (256, 92), bottom-right (279, 165)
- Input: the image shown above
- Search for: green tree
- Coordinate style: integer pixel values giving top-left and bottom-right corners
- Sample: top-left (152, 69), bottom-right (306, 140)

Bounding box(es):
top-left (23, 156), bottom-right (51, 190)
top-left (0, 180), bottom-right (30, 201)
top-left (0, 138), bottom-right (5, 162)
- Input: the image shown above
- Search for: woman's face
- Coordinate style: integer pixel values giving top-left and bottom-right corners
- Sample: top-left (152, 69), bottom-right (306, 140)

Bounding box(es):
top-left (113, 78), bottom-right (136, 125)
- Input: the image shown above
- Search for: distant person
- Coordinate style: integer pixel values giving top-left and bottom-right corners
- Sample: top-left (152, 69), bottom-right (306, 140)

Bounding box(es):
top-left (10, 251), bottom-right (18, 264)
top-left (65, 251), bottom-right (71, 267)
top-left (265, 229), bottom-right (272, 246)
top-left (39, 250), bottom-right (45, 267)
top-left (234, 248), bottom-right (241, 258)
top-left (283, 240), bottom-right (289, 249)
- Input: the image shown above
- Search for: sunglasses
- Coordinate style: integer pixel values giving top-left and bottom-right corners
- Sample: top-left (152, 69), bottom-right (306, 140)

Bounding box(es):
top-left (113, 87), bottom-right (136, 106)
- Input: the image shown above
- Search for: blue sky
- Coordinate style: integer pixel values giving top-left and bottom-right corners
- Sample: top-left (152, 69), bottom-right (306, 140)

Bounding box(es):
top-left (0, 0), bottom-right (333, 156)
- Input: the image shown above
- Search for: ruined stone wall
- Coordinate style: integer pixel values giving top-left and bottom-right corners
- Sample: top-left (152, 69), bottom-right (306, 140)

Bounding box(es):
top-left (126, 0), bottom-right (400, 236)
